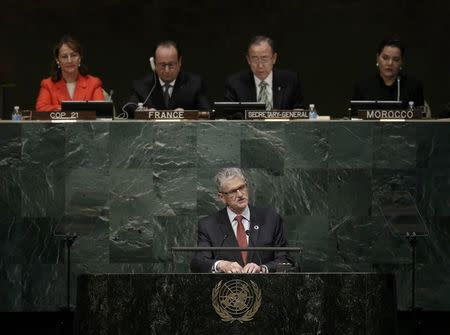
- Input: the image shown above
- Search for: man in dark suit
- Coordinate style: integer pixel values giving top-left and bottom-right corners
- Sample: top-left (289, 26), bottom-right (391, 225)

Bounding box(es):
top-left (126, 40), bottom-right (209, 117)
top-left (224, 35), bottom-right (303, 110)
top-left (190, 167), bottom-right (290, 274)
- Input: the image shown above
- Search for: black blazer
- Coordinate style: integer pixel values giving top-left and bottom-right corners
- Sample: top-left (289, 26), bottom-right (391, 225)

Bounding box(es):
top-left (128, 71), bottom-right (209, 116)
top-left (352, 73), bottom-right (424, 106)
top-left (224, 69), bottom-right (304, 109)
top-left (190, 205), bottom-right (290, 273)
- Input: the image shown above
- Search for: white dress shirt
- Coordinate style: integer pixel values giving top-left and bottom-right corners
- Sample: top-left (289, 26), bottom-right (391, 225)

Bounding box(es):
top-left (159, 78), bottom-right (176, 97)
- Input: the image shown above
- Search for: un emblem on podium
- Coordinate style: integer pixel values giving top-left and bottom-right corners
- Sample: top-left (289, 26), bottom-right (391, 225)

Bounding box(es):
top-left (211, 279), bottom-right (262, 323)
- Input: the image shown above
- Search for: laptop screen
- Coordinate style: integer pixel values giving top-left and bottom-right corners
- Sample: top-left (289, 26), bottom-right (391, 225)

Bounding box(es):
top-left (212, 102), bottom-right (266, 120)
top-left (61, 101), bottom-right (114, 119)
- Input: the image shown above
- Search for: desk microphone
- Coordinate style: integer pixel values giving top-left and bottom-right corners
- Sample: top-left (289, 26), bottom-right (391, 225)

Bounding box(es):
top-left (140, 57), bottom-right (157, 106)
top-left (214, 233), bottom-right (230, 270)
top-left (109, 89), bottom-right (117, 118)
top-left (397, 76), bottom-right (401, 101)
top-left (120, 56), bottom-right (157, 117)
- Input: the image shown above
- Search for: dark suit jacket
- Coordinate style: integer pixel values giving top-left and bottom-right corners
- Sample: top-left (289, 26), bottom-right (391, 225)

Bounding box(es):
top-left (352, 73), bottom-right (424, 106)
top-left (224, 69), bottom-right (304, 109)
top-left (128, 71), bottom-right (209, 116)
top-left (190, 206), bottom-right (289, 273)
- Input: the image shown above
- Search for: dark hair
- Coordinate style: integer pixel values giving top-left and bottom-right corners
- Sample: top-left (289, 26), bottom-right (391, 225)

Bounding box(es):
top-left (50, 35), bottom-right (88, 82)
top-left (153, 40), bottom-right (181, 60)
top-left (377, 37), bottom-right (405, 57)
top-left (247, 35), bottom-right (276, 54)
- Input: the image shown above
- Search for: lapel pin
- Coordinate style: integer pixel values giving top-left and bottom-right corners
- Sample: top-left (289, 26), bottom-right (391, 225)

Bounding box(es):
top-left (253, 225), bottom-right (259, 230)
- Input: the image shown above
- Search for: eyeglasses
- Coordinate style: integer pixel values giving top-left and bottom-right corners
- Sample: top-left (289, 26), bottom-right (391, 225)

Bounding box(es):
top-left (249, 56), bottom-right (272, 65)
top-left (220, 184), bottom-right (247, 197)
top-left (156, 62), bottom-right (178, 70)
top-left (59, 53), bottom-right (80, 62)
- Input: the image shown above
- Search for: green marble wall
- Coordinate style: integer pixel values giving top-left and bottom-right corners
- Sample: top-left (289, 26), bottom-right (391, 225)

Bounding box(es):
top-left (0, 120), bottom-right (449, 311)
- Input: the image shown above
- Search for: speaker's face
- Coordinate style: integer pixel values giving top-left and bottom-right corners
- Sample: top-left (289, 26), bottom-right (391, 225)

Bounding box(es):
top-left (57, 43), bottom-right (81, 77)
top-left (377, 46), bottom-right (403, 82)
top-left (246, 41), bottom-right (277, 81)
top-left (218, 176), bottom-right (249, 214)
top-left (154, 45), bottom-right (181, 83)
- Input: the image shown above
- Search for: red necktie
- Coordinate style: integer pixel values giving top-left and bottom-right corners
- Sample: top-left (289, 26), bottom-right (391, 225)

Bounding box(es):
top-left (235, 214), bottom-right (248, 264)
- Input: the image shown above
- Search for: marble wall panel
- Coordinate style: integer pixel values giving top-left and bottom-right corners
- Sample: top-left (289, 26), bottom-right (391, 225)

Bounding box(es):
top-left (0, 120), bottom-right (449, 312)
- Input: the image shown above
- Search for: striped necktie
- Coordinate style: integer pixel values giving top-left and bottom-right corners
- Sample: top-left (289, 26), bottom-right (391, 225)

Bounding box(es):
top-left (163, 83), bottom-right (171, 108)
top-left (258, 81), bottom-right (272, 111)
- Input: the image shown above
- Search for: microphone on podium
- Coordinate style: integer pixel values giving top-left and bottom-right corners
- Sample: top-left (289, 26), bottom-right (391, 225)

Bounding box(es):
top-left (246, 230), bottom-right (262, 268)
top-left (220, 234), bottom-right (229, 247)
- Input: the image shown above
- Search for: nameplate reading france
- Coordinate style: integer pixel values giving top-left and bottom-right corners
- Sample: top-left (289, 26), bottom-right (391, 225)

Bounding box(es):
top-left (245, 110), bottom-right (308, 120)
top-left (32, 110), bottom-right (96, 121)
top-left (134, 110), bottom-right (208, 120)
top-left (358, 109), bottom-right (422, 120)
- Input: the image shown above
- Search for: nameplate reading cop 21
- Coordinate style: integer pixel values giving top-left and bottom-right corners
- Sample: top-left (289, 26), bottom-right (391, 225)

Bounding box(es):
top-left (134, 110), bottom-right (209, 120)
top-left (358, 109), bottom-right (422, 120)
top-left (32, 111), bottom-right (96, 120)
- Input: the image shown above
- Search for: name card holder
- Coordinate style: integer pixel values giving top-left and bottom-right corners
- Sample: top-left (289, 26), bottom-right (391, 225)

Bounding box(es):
top-left (357, 109), bottom-right (422, 120)
top-left (245, 109), bottom-right (309, 120)
top-left (134, 110), bottom-right (209, 120)
top-left (32, 110), bottom-right (96, 121)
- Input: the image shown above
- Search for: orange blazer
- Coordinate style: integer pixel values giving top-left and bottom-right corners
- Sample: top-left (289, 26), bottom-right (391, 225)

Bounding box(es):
top-left (35, 74), bottom-right (105, 111)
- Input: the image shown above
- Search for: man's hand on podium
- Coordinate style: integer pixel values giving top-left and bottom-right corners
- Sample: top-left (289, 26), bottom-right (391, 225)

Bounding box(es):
top-left (217, 261), bottom-right (263, 273)
top-left (243, 262), bottom-right (263, 273)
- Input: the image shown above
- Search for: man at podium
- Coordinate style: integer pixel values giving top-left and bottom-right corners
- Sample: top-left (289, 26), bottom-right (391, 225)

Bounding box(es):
top-left (190, 167), bottom-right (290, 273)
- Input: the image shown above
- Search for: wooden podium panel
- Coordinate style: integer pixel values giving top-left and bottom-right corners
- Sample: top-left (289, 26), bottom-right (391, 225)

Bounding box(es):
top-left (76, 273), bottom-right (397, 335)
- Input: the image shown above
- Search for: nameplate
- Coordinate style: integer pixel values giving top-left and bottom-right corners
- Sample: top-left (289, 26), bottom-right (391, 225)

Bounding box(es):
top-left (134, 110), bottom-right (209, 120)
top-left (32, 110), bottom-right (96, 120)
top-left (358, 109), bottom-right (422, 120)
top-left (245, 109), bottom-right (309, 120)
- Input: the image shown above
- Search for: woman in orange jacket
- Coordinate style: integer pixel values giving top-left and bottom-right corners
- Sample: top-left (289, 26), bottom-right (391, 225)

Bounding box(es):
top-left (35, 35), bottom-right (104, 111)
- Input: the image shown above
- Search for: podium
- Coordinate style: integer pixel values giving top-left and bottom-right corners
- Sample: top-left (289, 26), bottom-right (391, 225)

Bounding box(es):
top-left (76, 273), bottom-right (397, 335)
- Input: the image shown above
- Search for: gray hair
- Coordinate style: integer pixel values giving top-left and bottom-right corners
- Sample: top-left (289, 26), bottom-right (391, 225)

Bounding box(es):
top-left (215, 167), bottom-right (247, 191)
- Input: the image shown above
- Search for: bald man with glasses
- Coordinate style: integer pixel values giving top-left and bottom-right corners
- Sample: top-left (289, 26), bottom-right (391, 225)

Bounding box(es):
top-left (224, 35), bottom-right (304, 110)
top-left (190, 167), bottom-right (290, 274)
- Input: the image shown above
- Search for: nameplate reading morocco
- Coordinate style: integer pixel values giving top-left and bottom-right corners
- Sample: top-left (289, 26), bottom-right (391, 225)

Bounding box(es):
top-left (134, 110), bottom-right (209, 120)
top-left (358, 109), bottom-right (422, 120)
top-left (245, 109), bottom-right (308, 120)
top-left (32, 110), bottom-right (96, 120)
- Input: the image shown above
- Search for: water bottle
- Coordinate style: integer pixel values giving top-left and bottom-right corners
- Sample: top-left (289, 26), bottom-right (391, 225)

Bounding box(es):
top-left (309, 104), bottom-right (318, 119)
top-left (135, 102), bottom-right (144, 112)
top-left (407, 101), bottom-right (415, 119)
top-left (11, 106), bottom-right (22, 121)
